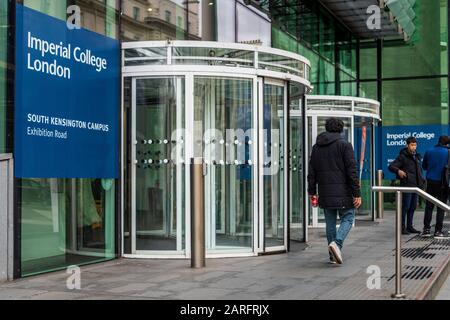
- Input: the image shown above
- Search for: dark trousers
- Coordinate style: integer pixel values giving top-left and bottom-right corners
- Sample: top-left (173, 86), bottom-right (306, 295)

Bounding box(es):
top-left (424, 180), bottom-right (448, 232)
top-left (402, 192), bottom-right (418, 230)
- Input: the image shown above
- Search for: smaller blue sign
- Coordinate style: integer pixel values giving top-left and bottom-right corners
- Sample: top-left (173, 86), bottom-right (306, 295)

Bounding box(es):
top-left (380, 125), bottom-right (449, 180)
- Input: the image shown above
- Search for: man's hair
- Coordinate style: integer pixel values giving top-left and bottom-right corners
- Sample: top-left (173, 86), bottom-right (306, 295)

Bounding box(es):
top-left (325, 118), bottom-right (344, 133)
top-left (438, 135), bottom-right (449, 145)
top-left (406, 136), bottom-right (417, 145)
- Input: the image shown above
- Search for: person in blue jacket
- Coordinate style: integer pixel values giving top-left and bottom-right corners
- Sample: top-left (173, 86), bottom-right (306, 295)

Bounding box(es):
top-left (422, 135), bottom-right (450, 239)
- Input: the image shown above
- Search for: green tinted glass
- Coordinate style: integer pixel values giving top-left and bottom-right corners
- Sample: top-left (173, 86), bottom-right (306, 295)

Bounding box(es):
top-left (382, 77), bottom-right (448, 126)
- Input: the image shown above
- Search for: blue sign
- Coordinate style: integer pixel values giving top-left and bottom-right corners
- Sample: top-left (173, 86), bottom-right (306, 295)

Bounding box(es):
top-left (380, 125), bottom-right (449, 180)
top-left (15, 4), bottom-right (119, 178)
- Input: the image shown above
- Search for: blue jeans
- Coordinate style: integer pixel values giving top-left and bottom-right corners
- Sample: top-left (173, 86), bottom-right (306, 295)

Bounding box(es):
top-left (324, 208), bottom-right (355, 250)
top-left (402, 192), bottom-right (418, 230)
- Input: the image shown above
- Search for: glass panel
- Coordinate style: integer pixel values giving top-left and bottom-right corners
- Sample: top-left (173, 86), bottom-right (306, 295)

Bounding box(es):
top-left (359, 81), bottom-right (378, 101)
top-left (318, 10), bottom-right (335, 62)
top-left (289, 94), bottom-right (303, 241)
top-left (258, 52), bottom-right (305, 77)
top-left (21, 178), bottom-right (115, 276)
top-left (172, 47), bottom-right (254, 68)
top-left (194, 77), bottom-right (254, 251)
top-left (264, 83), bottom-right (285, 248)
top-left (121, 0), bottom-right (203, 41)
top-left (307, 117), bottom-right (313, 226)
top-left (24, 0), bottom-right (119, 39)
top-left (360, 40), bottom-right (377, 80)
top-left (318, 58), bottom-right (335, 95)
top-left (382, 77), bottom-right (448, 126)
top-left (354, 118), bottom-right (373, 220)
top-left (124, 47), bottom-right (167, 66)
top-left (382, 1), bottom-right (447, 78)
top-left (340, 81), bottom-right (357, 97)
top-left (135, 77), bottom-right (185, 251)
top-left (123, 77), bottom-right (132, 254)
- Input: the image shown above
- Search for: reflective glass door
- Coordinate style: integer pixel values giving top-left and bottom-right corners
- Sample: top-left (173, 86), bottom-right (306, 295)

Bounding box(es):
top-left (132, 77), bottom-right (185, 254)
top-left (261, 80), bottom-right (287, 251)
top-left (289, 110), bottom-right (304, 241)
top-left (354, 116), bottom-right (374, 220)
top-left (194, 76), bottom-right (255, 253)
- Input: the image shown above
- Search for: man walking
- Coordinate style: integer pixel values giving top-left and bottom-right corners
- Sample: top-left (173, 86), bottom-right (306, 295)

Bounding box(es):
top-left (308, 118), bottom-right (362, 265)
top-left (388, 136), bottom-right (425, 235)
top-left (422, 135), bottom-right (450, 239)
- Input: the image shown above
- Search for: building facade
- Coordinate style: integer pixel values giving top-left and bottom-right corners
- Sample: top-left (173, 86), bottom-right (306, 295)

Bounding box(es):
top-left (0, 0), bottom-right (447, 278)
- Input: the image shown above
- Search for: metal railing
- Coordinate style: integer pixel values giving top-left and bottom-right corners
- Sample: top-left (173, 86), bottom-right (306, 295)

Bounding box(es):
top-left (372, 186), bottom-right (450, 299)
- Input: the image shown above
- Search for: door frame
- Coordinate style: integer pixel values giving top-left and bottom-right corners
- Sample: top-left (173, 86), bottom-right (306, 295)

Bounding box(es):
top-left (130, 75), bottom-right (188, 258)
top-left (258, 77), bottom-right (289, 253)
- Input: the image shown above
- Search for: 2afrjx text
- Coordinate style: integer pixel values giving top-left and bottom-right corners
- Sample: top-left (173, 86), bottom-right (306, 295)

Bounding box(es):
top-left (179, 304), bottom-right (270, 318)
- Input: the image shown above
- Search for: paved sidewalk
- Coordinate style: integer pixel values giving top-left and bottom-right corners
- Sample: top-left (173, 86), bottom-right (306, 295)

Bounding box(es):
top-left (0, 211), bottom-right (448, 300)
top-left (435, 275), bottom-right (450, 299)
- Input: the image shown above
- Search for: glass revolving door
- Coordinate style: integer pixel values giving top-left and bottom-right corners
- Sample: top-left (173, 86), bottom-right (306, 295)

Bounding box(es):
top-left (123, 41), bottom-right (312, 258)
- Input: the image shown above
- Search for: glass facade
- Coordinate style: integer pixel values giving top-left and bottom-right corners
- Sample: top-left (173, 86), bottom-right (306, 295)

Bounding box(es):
top-left (0, 1), bottom-right (8, 154)
top-left (356, 2), bottom-right (449, 127)
top-left (121, 0), bottom-right (212, 41)
top-left (270, 0), bottom-right (357, 96)
top-left (17, 0), bottom-right (120, 276)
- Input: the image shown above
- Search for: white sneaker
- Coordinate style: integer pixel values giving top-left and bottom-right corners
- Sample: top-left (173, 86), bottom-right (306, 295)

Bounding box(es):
top-left (328, 241), bottom-right (343, 264)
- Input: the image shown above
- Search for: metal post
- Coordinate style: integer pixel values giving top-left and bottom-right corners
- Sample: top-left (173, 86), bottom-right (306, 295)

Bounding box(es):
top-left (392, 191), bottom-right (406, 299)
top-left (376, 170), bottom-right (384, 219)
top-left (190, 158), bottom-right (205, 268)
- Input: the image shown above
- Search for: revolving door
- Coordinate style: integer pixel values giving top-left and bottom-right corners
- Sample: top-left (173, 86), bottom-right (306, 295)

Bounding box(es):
top-left (122, 41), bottom-right (311, 258)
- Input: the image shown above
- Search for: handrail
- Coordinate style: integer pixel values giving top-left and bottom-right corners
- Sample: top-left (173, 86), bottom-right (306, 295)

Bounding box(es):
top-left (371, 185), bottom-right (450, 299)
top-left (372, 186), bottom-right (450, 212)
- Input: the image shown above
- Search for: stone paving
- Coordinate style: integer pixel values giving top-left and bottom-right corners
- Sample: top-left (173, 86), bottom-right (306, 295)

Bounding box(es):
top-left (0, 211), bottom-right (449, 300)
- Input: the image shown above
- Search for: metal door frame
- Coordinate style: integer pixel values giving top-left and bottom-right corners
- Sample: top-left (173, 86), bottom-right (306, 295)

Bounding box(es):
top-left (258, 77), bottom-right (289, 253)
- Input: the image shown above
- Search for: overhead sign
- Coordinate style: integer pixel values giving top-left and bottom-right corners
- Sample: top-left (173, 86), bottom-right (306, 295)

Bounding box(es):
top-left (15, 4), bottom-right (119, 178)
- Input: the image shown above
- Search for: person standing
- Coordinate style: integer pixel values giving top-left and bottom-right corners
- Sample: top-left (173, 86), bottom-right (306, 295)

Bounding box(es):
top-left (308, 118), bottom-right (362, 265)
top-left (422, 135), bottom-right (450, 239)
top-left (388, 136), bottom-right (425, 235)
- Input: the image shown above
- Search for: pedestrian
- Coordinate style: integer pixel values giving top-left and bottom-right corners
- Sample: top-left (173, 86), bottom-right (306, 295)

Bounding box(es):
top-left (422, 135), bottom-right (450, 239)
top-left (388, 136), bottom-right (425, 235)
top-left (308, 118), bottom-right (362, 265)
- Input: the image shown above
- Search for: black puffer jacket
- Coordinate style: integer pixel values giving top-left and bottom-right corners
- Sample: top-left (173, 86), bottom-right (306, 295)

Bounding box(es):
top-left (388, 148), bottom-right (425, 188)
top-left (307, 132), bottom-right (361, 209)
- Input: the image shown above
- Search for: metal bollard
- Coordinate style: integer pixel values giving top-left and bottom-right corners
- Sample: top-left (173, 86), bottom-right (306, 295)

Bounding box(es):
top-left (392, 191), bottom-right (406, 299)
top-left (376, 170), bottom-right (384, 220)
top-left (190, 157), bottom-right (205, 268)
